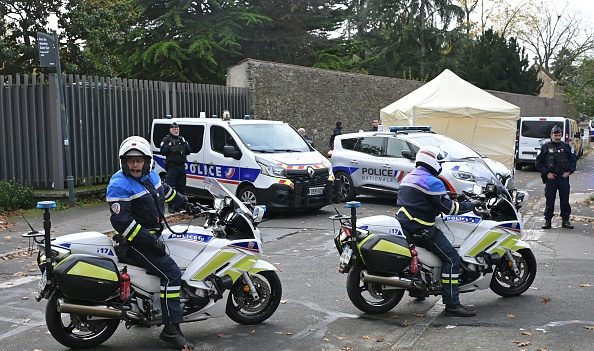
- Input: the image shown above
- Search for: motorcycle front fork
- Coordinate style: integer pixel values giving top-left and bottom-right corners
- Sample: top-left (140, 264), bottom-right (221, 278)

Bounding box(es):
top-left (504, 250), bottom-right (521, 276)
top-left (242, 272), bottom-right (260, 300)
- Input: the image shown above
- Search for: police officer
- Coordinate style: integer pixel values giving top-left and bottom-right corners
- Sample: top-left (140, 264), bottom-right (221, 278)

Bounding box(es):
top-left (535, 125), bottom-right (577, 229)
top-left (107, 136), bottom-right (194, 350)
top-left (328, 121), bottom-right (343, 150)
top-left (396, 146), bottom-right (479, 317)
top-left (160, 122), bottom-right (191, 199)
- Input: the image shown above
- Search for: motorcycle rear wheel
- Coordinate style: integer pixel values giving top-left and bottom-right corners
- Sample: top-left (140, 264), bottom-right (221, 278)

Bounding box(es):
top-left (346, 262), bottom-right (404, 314)
top-left (490, 249), bottom-right (537, 297)
top-left (226, 271), bottom-right (282, 325)
top-left (45, 292), bottom-right (120, 349)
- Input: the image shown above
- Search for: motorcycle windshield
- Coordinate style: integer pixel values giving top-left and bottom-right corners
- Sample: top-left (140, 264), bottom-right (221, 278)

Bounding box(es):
top-left (203, 177), bottom-right (252, 216)
top-left (451, 157), bottom-right (509, 197)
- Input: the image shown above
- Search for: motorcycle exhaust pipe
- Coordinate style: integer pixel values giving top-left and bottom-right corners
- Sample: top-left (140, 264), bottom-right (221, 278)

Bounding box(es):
top-left (57, 299), bottom-right (124, 319)
top-left (361, 271), bottom-right (414, 289)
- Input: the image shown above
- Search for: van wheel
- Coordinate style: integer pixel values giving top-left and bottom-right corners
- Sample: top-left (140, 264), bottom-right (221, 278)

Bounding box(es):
top-left (335, 171), bottom-right (355, 202)
top-left (237, 185), bottom-right (259, 205)
top-left (514, 162), bottom-right (523, 171)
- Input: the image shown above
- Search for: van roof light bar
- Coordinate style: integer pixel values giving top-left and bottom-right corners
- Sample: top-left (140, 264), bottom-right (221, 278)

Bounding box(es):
top-left (389, 126), bottom-right (431, 133)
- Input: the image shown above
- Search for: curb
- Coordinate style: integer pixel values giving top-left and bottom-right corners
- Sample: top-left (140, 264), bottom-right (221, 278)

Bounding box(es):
top-left (0, 212), bottom-right (192, 261)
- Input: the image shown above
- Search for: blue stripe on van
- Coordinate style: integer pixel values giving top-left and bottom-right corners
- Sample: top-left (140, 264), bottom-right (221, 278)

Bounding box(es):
top-left (154, 155), bottom-right (260, 183)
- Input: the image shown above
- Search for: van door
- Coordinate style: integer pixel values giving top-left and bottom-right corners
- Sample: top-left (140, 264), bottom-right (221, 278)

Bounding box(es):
top-left (205, 125), bottom-right (243, 195)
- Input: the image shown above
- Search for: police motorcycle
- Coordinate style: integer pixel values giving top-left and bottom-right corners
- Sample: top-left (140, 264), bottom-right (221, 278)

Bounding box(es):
top-left (330, 171), bottom-right (535, 314)
top-left (24, 177), bottom-right (281, 349)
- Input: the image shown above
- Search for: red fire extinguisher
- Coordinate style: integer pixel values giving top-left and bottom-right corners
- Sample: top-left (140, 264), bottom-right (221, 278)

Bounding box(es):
top-left (120, 266), bottom-right (131, 302)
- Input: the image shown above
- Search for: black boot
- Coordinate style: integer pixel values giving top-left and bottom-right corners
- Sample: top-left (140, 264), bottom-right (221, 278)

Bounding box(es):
top-left (562, 220), bottom-right (574, 229)
top-left (159, 323), bottom-right (194, 350)
top-left (445, 304), bottom-right (476, 317)
top-left (542, 220), bottom-right (552, 229)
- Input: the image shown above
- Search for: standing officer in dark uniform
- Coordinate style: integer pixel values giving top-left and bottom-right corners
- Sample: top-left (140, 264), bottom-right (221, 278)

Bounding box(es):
top-left (535, 125), bottom-right (577, 229)
top-left (161, 122), bottom-right (191, 211)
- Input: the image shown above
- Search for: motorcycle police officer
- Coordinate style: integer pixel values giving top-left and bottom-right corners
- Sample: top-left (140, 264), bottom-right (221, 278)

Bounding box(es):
top-left (535, 125), bottom-right (577, 229)
top-left (160, 122), bottom-right (191, 200)
top-left (107, 136), bottom-right (194, 350)
top-left (396, 146), bottom-right (479, 317)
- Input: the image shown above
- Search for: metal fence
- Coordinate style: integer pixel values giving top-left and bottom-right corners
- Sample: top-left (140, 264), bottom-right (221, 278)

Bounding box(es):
top-left (0, 74), bottom-right (250, 189)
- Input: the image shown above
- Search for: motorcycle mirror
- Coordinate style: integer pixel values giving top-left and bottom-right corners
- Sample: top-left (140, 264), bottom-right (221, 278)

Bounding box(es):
top-left (252, 205), bottom-right (266, 223)
top-left (472, 184), bottom-right (483, 195)
top-left (515, 190), bottom-right (528, 205)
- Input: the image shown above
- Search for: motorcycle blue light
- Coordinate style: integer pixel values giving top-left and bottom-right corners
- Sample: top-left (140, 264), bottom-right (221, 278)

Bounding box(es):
top-left (345, 201), bottom-right (361, 208)
top-left (37, 201), bottom-right (57, 209)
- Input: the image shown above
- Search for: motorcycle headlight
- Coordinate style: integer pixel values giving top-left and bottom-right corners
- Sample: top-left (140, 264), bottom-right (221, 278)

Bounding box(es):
top-left (256, 157), bottom-right (286, 178)
top-left (451, 171), bottom-right (475, 182)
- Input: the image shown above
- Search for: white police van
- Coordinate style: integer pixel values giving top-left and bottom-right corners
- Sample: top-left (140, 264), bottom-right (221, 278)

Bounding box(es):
top-left (150, 117), bottom-right (336, 211)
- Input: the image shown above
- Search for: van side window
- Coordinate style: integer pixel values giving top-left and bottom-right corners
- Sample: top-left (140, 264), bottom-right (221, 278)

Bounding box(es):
top-left (341, 138), bottom-right (359, 150)
top-left (181, 125), bottom-right (204, 153)
top-left (210, 126), bottom-right (238, 154)
top-left (152, 124), bottom-right (170, 150)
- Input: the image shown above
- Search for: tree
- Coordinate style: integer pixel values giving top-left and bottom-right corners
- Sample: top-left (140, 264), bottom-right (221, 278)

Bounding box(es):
top-left (59, 0), bottom-right (140, 76)
top-left (565, 58), bottom-right (594, 119)
top-left (511, 2), bottom-right (594, 80)
top-left (0, 0), bottom-right (61, 74)
top-left (458, 29), bottom-right (542, 95)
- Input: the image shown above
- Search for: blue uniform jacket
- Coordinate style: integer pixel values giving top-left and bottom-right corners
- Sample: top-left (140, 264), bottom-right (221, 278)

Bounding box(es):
top-left (106, 170), bottom-right (186, 248)
top-left (396, 167), bottom-right (474, 233)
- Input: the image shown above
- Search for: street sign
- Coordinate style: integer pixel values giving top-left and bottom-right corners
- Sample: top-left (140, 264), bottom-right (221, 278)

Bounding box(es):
top-left (37, 32), bottom-right (57, 68)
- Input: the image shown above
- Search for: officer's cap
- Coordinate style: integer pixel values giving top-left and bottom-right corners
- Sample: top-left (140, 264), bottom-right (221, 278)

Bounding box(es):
top-left (551, 125), bottom-right (562, 134)
top-left (170, 122), bottom-right (179, 129)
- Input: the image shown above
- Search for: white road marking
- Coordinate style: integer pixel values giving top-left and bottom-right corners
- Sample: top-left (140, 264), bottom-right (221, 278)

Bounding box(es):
top-left (0, 276), bottom-right (40, 289)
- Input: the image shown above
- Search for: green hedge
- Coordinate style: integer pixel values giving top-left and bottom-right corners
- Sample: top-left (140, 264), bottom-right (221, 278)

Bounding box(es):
top-left (0, 180), bottom-right (35, 212)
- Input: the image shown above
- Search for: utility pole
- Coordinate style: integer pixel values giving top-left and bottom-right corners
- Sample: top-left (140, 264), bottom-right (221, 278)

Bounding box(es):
top-left (37, 32), bottom-right (75, 206)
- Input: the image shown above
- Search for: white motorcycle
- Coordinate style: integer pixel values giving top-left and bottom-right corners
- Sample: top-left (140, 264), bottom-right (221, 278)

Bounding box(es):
top-left (24, 177), bottom-right (281, 349)
top-left (330, 181), bottom-right (535, 314)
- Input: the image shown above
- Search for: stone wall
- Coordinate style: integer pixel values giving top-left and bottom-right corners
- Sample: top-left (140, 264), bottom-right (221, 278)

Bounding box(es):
top-left (227, 59), bottom-right (573, 150)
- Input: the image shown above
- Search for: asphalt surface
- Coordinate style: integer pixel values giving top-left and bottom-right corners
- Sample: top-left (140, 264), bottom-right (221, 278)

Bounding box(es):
top-left (0, 149), bottom-right (592, 351)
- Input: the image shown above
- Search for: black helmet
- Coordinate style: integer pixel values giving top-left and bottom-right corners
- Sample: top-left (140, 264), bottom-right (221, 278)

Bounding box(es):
top-left (551, 125), bottom-right (562, 135)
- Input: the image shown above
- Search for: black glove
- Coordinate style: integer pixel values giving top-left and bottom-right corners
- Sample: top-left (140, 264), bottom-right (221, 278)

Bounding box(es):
top-left (154, 240), bottom-right (166, 256)
top-left (183, 202), bottom-right (196, 214)
top-left (471, 199), bottom-right (483, 209)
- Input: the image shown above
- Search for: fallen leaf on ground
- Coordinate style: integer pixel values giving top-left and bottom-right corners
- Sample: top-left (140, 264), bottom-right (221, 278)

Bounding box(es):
top-left (322, 338), bottom-right (330, 342)
top-left (579, 283), bottom-right (592, 287)
top-left (250, 330), bottom-right (256, 334)
top-left (362, 335), bottom-right (371, 340)
top-left (541, 297), bottom-right (551, 304)
top-left (507, 314), bottom-right (516, 318)
top-left (521, 331), bottom-right (533, 336)
top-left (515, 341), bottom-right (531, 347)
top-left (280, 300), bottom-right (288, 304)
top-left (584, 326), bottom-right (594, 330)
top-left (274, 331), bottom-right (293, 336)
top-left (376, 337), bottom-right (385, 342)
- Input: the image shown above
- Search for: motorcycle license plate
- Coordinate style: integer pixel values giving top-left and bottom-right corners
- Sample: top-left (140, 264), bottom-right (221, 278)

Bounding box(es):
top-left (308, 187), bottom-right (324, 196)
top-left (37, 271), bottom-right (47, 292)
top-left (340, 246), bottom-right (353, 265)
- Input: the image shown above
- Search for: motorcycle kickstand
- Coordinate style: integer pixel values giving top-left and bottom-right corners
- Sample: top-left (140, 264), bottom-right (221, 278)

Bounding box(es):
top-left (242, 272), bottom-right (260, 300)
top-left (504, 250), bottom-right (521, 276)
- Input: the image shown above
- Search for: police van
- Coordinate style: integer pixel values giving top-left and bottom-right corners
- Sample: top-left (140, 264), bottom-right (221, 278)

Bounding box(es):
top-left (150, 117), bottom-right (336, 211)
top-left (515, 116), bottom-right (580, 170)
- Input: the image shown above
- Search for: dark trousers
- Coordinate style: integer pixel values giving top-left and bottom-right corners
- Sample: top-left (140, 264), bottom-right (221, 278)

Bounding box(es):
top-left (128, 245), bottom-right (183, 324)
top-left (166, 164), bottom-right (187, 195)
top-left (544, 176), bottom-right (571, 221)
top-left (419, 227), bottom-right (460, 305)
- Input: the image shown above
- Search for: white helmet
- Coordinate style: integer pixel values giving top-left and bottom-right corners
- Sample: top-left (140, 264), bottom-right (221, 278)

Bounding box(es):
top-left (415, 146), bottom-right (444, 175)
top-left (118, 136), bottom-right (153, 176)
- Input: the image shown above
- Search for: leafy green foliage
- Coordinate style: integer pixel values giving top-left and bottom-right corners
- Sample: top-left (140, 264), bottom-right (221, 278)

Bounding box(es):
top-left (565, 58), bottom-right (594, 120)
top-left (0, 180), bottom-right (35, 212)
top-left (458, 29), bottom-right (542, 95)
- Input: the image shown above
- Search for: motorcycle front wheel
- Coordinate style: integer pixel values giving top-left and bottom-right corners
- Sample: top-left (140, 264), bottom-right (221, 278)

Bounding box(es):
top-left (490, 249), bottom-right (537, 297)
top-left (346, 262), bottom-right (404, 314)
top-left (45, 292), bottom-right (120, 349)
top-left (226, 271), bottom-right (282, 325)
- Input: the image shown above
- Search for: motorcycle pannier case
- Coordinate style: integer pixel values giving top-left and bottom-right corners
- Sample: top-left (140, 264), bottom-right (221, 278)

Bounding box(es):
top-left (359, 234), bottom-right (411, 274)
top-left (54, 254), bottom-right (120, 302)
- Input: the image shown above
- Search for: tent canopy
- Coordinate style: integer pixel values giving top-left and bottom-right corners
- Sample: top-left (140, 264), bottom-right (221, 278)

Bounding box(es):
top-left (380, 69), bottom-right (520, 169)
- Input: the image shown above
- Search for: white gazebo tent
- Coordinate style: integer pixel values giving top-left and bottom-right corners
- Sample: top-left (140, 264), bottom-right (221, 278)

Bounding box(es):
top-left (380, 69), bottom-right (520, 169)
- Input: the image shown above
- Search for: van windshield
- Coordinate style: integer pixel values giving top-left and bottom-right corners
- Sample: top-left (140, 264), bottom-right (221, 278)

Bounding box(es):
top-left (231, 124), bottom-right (311, 153)
top-left (521, 121), bottom-right (563, 138)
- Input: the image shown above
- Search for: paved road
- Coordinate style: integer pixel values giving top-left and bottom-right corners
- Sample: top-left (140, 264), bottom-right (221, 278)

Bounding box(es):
top-left (0, 150), bottom-right (592, 351)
